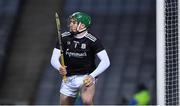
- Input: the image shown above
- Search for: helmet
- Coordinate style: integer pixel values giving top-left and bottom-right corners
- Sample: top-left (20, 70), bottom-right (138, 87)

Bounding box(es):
top-left (70, 12), bottom-right (91, 28)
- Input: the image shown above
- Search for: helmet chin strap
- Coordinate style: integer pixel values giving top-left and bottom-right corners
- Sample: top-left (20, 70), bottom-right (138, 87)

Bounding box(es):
top-left (77, 22), bottom-right (87, 33)
top-left (70, 22), bottom-right (87, 35)
top-left (77, 22), bottom-right (81, 31)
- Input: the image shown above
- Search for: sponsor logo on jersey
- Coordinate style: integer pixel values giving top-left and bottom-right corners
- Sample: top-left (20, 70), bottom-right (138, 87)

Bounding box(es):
top-left (66, 49), bottom-right (87, 58)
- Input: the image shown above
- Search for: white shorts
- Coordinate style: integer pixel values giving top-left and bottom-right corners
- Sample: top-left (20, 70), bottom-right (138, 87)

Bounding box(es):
top-left (60, 75), bottom-right (96, 97)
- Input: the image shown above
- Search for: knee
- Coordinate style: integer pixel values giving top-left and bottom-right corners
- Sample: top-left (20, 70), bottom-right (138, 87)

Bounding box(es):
top-left (82, 97), bottom-right (93, 105)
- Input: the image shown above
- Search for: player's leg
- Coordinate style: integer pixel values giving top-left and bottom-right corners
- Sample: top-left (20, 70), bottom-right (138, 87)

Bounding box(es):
top-left (80, 84), bottom-right (95, 105)
top-left (60, 93), bottom-right (76, 105)
top-left (59, 76), bottom-right (78, 105)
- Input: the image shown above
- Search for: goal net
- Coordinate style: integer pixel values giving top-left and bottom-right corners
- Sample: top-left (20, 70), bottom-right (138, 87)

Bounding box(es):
top-left (157, 0), bottom-right (179, 105)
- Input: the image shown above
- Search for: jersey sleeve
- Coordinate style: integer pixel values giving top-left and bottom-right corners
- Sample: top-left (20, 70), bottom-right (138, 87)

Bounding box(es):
top-left (91, 38), bottom-right (104, 54)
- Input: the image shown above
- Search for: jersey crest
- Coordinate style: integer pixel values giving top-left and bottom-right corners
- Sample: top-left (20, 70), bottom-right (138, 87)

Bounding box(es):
top-left (81, 43), bottom-right (86, 49)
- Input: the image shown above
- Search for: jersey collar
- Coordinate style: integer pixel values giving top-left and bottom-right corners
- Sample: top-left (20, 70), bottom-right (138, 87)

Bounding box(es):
top-left (74, 31), bottom-right (88, 39)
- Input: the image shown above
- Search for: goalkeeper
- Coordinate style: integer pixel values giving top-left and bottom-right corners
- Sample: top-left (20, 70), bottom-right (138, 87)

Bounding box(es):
top-left (51, 12), bottom-right (110, 105)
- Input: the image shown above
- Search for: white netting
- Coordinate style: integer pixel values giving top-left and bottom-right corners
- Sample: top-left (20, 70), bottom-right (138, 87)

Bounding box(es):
top-left (165, 0), bottom-right (179, 105)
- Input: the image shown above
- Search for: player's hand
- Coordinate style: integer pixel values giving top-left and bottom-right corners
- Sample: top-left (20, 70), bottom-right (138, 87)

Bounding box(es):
top-left (83, 75), bottom-right (94, 87)
top-left (59, 66), bottom-right (67, 76)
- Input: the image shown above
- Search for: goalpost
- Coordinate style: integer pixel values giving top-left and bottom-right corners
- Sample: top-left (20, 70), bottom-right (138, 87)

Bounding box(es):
top-left (157, 0), bottom-right (179, 105)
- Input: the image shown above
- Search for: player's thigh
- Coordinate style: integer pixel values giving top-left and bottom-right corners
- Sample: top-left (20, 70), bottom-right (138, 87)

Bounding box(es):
top-left (60, 93), bottom-right (76, 105)
top-left (80, 84), bottom-right (95, 101)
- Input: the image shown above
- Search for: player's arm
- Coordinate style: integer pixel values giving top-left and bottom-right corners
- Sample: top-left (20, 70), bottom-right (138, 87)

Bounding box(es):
top-left (51, 48), bottom-right (61, 70)
top-left (50, 48), bottom-right (67, 75)
top-left (90, 49), bottom-right (110, 78)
